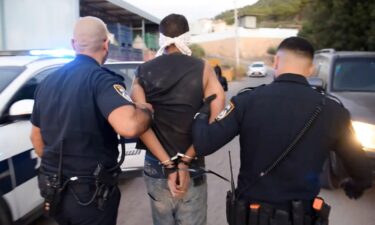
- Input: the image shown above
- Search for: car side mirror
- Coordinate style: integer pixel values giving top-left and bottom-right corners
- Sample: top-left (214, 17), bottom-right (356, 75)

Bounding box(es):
top-left (308, 77), bottom-right (325, 91)
top-left (9, 99), bottom-right (35, 118)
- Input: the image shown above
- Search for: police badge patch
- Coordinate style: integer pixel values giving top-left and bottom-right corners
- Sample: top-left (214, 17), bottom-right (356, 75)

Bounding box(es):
top-left (113, 84), bottom-right (133, 102)
top-left (216, 101), bottom-right (235, 121)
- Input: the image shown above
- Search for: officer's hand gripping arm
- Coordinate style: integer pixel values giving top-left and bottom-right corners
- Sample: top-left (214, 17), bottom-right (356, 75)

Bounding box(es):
top-left (193, 96), bottom-right (240, 157)
top-left (108, 104), bottom-right (152, 138)
top-left (95, 72), bottom-right (153, 138)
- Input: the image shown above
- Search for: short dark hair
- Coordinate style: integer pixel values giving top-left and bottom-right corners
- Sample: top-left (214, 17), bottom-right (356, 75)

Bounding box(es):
top-left (160, 14), bottom-right (189, 38)
top-left (277, 37), bottom-right (314, 59)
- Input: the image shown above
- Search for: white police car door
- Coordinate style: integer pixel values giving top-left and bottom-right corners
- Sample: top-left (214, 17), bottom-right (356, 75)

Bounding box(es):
top-left (0, 67), bottom-right (59, 222)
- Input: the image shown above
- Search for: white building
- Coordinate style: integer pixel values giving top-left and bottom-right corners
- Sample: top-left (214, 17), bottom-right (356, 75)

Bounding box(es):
top-left (0, 0), bottom-right (160, 51)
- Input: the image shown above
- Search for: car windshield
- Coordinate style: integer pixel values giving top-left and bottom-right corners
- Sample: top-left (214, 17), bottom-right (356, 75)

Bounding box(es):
top-left (252, 64), bottom-right (264, 68)
top-left (103, 63), bottom-right (140, 90)
top-left (0, 66), bottom-right (25, 93)
top-left (332, 57), bottom-right (375, 92)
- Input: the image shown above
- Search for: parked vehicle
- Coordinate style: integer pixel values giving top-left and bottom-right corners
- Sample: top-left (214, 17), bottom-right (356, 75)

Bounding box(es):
top-left (247, 61), bottom-right (267, 77)
top-left (309, 49), bottom-right (375, 189)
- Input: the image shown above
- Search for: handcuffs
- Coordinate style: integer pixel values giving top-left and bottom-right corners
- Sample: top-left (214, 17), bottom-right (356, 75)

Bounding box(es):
top-left (160, 153), bottom-right (196, 177)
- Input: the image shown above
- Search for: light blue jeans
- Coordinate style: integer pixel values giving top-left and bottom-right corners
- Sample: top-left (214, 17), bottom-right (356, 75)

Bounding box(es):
top-left (144, 158), bottom-right (208, 225)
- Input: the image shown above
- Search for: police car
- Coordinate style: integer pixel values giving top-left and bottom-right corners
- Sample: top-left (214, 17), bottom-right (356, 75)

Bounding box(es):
top-left (0, 50), bottom-right (144, 224)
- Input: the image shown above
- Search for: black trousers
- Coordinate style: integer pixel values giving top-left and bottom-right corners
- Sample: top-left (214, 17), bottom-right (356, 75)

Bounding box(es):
top-left (53, 185), bottom-right (121, 225)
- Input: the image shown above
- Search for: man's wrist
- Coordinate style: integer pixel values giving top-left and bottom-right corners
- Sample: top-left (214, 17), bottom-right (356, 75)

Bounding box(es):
top-left (160, 158), bottom-right (174, 166)
top-left (178, 160), bottom-right (191, 168)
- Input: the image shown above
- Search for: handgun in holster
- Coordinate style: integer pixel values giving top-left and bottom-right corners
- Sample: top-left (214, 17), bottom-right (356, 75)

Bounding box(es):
top-left (93, 164), bottom-right (119, 210)
top-left (94, 163), bottom-right (119, 186)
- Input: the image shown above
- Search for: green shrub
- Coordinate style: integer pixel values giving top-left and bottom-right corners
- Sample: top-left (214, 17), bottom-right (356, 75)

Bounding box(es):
top-left (189, 44), bottom-right (206, 58)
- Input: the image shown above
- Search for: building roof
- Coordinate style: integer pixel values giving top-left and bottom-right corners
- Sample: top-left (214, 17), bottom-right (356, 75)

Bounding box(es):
top-left (80, 0), bottom-right (160, 26)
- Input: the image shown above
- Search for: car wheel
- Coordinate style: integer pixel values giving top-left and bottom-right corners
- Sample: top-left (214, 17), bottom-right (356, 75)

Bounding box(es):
top-left (320, 152), bottom-right (347, 190)
top-left (0, 198), bottom-right (13, 225)
top-left (320, 159), bottom-right (339, 189)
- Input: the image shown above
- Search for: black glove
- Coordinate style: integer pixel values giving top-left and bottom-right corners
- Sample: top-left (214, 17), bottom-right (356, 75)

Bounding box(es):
top-left (340, 178), bottom-right (368, 199)
top-left (198, 94), bottom-right (217, 115)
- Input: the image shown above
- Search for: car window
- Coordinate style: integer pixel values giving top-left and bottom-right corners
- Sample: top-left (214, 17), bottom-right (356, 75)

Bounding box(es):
top-left (0, 66), bottom-right (25, 93)
top-left (332, 57), bottom-right (375, 92)
top-left (7, 67), bottom-right (60, 107)
top-left (252, 64), bottom-right (264, 68)
top-left (103, 63), bottom-right (140, 90)
top-left (313, 56), bottom-right (330, 81)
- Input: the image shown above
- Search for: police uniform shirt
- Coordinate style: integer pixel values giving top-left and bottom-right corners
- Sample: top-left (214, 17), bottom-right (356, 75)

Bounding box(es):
top-left (31, 55), bottom-right (133, 176)
top-left (193, 73), bottom-right (371, 203)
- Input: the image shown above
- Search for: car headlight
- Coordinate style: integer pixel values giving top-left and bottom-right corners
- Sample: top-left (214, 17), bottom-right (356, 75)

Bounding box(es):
top-left (351, 121), bottom-right (375, 151)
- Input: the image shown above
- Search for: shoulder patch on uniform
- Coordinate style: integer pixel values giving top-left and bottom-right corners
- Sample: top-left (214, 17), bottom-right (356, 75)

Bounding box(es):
top-left (216, 101), bottom-right (235, 121)
top-left (237, 84), bottom-right (266, 95)
top-left (113, 84), bottom-right (133, 102)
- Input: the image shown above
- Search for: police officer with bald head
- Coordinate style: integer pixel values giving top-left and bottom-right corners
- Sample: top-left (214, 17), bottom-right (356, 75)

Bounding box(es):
top-left (192, 37), bottom-right (372, 225)
top-left (30, 16), bottom-right (152, 225)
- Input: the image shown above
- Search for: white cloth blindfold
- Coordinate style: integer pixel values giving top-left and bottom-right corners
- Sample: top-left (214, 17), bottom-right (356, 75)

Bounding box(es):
top-left (155, 32), bottom-right (192, 57)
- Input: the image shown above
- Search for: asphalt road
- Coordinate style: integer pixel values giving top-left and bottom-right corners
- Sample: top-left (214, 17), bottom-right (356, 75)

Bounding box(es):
top-left (32, 72), bottom-right (375, 225)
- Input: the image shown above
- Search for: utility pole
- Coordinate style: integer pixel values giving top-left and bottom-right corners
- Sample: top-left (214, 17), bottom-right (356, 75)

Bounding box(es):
top-left (234, 0), bottom-right (240, 69)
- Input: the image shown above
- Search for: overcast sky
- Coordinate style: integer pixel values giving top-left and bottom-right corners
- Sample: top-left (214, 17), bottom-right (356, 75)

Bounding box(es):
top-left (123, 0), bottom-right (258, 22)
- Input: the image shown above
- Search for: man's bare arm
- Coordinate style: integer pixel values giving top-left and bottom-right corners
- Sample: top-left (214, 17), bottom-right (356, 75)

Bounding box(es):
top-left (183, 62), bottom-right (226, 158)
top-left (108, 103), bottom-right (152, 139)
top-left (30, 125), bottom-right (44, 157)
top-left (130, 78), bottom-right (170, 163)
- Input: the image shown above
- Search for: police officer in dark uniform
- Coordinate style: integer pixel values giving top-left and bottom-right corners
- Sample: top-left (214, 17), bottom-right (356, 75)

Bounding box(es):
top-left (30, 17), bottom-right (152, 225)
top-left (192, 37), bottom-right (372, 225)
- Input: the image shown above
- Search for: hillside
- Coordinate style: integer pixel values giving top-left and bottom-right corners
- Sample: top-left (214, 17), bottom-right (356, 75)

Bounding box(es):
top-left (215, 0), bottom-right (311, 28)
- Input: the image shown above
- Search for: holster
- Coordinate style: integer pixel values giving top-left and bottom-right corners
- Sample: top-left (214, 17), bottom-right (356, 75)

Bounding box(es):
top-left (93, 164), bottom-right (120, 186)
top-left (96, 184), bottom-right (116, 210)
top-left (37, 172), bottom-right (64, 217)
top-left (93, 164), bottom-right (120, 210)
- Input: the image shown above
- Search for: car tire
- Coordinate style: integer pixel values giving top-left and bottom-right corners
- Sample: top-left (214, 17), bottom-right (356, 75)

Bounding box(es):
top-left (320, 152), bottom-right (347, 190)
top-left (0, 197), bottom-right (13, 225)
top-left (320, 159), bottom-right (339, 189)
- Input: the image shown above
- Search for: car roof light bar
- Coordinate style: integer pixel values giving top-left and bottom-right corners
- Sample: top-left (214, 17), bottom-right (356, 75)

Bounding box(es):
top-left (29, 49), bottom-right (75, 57)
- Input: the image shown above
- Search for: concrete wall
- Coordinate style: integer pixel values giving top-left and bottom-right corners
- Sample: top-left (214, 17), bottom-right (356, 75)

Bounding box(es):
top-left (191, 27), bottom-right (299, 63)
top-left (2, 0), bottom-right (79, 50)
top-left (198, 37), bottom-right (282, 63)
top-left (0, 0), bottom-right (4, 50)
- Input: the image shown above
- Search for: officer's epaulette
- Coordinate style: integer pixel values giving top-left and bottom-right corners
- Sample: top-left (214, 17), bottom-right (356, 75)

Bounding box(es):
top-left (237, 84), bottom-right (266, 95)
top-left (323, 92), bottom-right (344, 107)
top-left (102, 67), bottom-right (125, 81)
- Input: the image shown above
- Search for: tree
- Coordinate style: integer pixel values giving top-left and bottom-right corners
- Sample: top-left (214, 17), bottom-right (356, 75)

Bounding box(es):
top-left (189, 44), bottom-right (206, 58)
top-left (215, 0), bottom-right (308, 27)
top-left (299, 0), bottom-right (375, 51)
